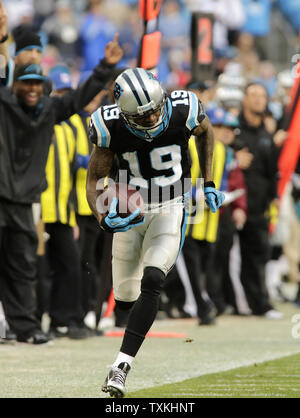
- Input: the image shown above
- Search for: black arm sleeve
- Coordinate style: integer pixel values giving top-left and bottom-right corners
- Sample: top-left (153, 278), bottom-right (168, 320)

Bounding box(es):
top-left (51, 59), bottom-right (115, 124)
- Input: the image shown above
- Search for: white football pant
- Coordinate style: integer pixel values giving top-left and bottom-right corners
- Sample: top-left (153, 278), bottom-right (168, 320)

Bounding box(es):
top-left (112, 197), bottom-right (188, 302)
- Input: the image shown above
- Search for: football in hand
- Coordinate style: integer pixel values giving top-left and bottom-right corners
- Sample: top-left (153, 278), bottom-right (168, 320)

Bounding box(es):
top-left (97, 183), bottom-right (144, 219)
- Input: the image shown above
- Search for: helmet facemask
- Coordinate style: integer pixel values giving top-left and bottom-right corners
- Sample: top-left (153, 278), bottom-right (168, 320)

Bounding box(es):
top-left (120, 95), bottom-right (169, 140)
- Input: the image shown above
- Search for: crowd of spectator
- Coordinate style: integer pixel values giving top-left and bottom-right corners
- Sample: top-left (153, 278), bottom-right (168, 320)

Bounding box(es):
top-left (0, 0), bottom-right (300, 344)
top-left (2, 1), bottom-right (299, 80)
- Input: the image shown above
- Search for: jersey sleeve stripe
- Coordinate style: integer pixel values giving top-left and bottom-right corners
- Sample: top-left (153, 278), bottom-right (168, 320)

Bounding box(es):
top-left (92, 109), bottom-right (111, 148)
top-left (186, 91), bottom-right (200, 131)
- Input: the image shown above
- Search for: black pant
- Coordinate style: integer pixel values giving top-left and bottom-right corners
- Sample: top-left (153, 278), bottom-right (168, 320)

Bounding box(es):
top-left (76, 215), bottom-right (103, 315)
top-left (180, 236), bottom-right (214, 318)
top-left (45, 223), bottom-right (83, 326)
top-left (206, 208), bottom-right (237, 313)
top-left (238, 217), bottom-right (273, 315)
top-left (0, 201), bottom-right (40, 336)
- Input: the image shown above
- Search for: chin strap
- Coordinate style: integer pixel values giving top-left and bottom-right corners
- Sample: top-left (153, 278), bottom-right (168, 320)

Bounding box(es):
top-left (122, 98), bottom-right (172, 141)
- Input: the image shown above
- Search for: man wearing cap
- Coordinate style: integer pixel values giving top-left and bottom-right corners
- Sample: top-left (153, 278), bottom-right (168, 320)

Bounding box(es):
top-left (70, 67), bottom-right (126, 323)
top-left (38, 65), bottom-right (89, 340)
top-left (172, 106), bottom-right (228, 325)
top-left (205, 108), bottom-right (248, 316)
top-left (39, 65), bottom-right (106, 339)
top-left (174, 106), bottom-right (247, 323)
top-left (0, 35), bottom-right (123, 344)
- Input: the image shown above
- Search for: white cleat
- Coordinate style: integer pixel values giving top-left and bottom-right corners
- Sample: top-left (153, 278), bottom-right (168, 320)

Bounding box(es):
top-left (102, 362), bottom-right (131, 398)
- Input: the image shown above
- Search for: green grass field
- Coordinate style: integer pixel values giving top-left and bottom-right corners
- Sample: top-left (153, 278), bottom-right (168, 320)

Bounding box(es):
top-left (128, 353), bottom-right (300, 398)
top-left (1, 302), bottom-right (300, 398)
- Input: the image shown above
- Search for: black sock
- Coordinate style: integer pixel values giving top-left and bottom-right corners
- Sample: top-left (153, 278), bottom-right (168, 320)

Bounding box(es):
top-left (120, 267), bottom-right (165, 357)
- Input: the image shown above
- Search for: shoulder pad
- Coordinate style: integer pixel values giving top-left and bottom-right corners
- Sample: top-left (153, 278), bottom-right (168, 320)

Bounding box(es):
top-left (170, 90), bottom-right (206, 132)
top-left (185, 91), bottom-right (206, 132)
top-left (90, 104), bottom-right (119, 148)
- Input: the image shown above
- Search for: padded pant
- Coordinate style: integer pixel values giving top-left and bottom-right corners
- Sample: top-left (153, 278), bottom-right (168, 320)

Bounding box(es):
top-left (112, 201), bottom-right (186, 302)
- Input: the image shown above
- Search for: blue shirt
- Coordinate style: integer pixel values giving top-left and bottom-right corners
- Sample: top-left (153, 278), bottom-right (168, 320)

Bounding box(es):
top-left (80, 14), bottom-right (117, 71)
top-left (277, 0), bottom-right (300, 31)
top-left (242, 0), bottom-right (271, 36)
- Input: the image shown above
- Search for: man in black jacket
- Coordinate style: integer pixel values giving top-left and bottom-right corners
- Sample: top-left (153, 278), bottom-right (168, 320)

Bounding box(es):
top-left (234, 82), bottom-right (283, 318)
top-left (0, 35), bottom-right (123, 344)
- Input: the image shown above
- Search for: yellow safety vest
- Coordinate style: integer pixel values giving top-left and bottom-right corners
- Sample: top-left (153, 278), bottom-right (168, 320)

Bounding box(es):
top-left (41, 122), bottom-right (76, 227)
top-left (186, 136), bottom-right (226, 243)
top-left (69, 114), bottom-right (93, 216)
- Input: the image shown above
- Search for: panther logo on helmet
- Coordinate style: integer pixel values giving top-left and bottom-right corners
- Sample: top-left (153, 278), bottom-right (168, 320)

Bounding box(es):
top-left (113, 82), bottom-right (123, 100)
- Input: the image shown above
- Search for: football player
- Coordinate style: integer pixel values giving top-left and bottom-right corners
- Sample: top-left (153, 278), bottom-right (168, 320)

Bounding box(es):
top-left (86, 68), bottom-right (225, 397)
